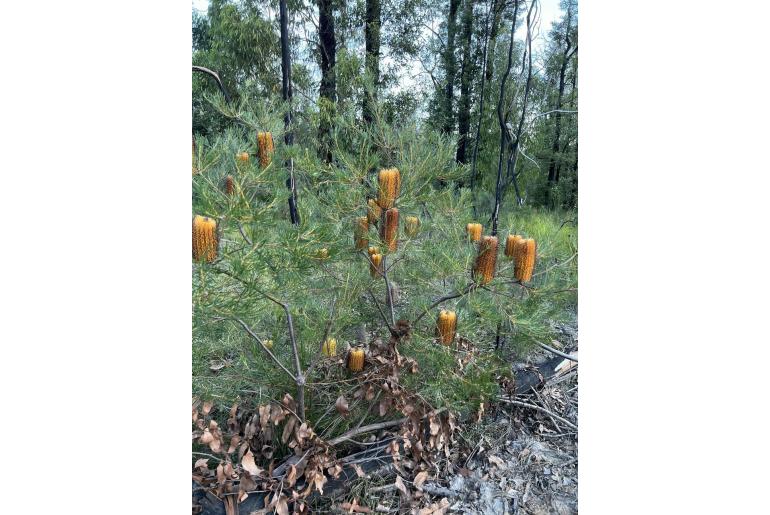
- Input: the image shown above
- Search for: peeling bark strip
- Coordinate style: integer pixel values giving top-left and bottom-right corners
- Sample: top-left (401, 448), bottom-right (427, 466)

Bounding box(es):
top-left (279, 0), bottom-right (300, 225)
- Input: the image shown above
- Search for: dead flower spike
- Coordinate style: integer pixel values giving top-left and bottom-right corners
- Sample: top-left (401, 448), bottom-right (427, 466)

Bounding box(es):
top-left (380, 208), bottom-right (399, 251)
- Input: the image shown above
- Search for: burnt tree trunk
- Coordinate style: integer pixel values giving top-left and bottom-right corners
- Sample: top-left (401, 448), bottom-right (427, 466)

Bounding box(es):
top-left (363, 0), bottom-right (381, 124)
top-left (469, 0), bottom-right (494, 191)
top-left (318, 0), bottom-right (336, 164)
top-left (442, 0), bottom-right (461, 135)
top-left (279, 0), bottom-right (300, 224)
top-left (484, 0), bottom-right (505, 83)
top-left (455, 0), bottom-right (475, 165)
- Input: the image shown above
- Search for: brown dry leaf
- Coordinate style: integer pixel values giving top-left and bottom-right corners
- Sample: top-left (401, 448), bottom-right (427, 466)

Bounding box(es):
top-left (281, 416), bottom-right (297, 444)
top-left (351, 463), bottom-right (366, 478)
top-left (209, 360), bottom-right (228, 372)
top-left (413, 471), bottom-right (429, 490)
top-left (328, 463), bottom-right (343, 479)
top-left (200, 429), bottom-right (214, 444)
top-left (259, 404), bottom-right (270, 430)
top-left (194, 458), bottom-right (209, 471)
top-left (227, 435), bottom-right (241, 454)
top-left (488, 455), bottom-right (505, 467)
top-left (241, 449), bottom-right (262, 476)
top-left (394, 475), bottom-right (410, 498)
top-left (239, 472), bottom-right (257, 502)
top-left (335, 395), bottom-right (350, 417)
top-left (275, 494), bottom-right (289, 515)
top-left (216, 463), bottom-right (225, 483)
top-left (429, 416), bottom-right (441, 436)
top-left (202, 400), bottom-right (214, 415)
top-left (418, 498), bottom-right (450, 515)
top-left (285, 464), bottom-right (298, 488)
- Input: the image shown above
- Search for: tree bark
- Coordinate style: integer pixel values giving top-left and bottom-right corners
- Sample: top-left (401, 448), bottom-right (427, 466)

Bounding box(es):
top-left (363, 0), bottom-right (381, 124)
top-left (318, 0), bottom-right (336, 164)
top-left (484, 0), bottom-right (505, 83)
top-left (455, 0), bottom-right (475, 164)
top-left (279, 0), bottom-right (300, 225)
top-left (442, 0), bottom-right (461, 134)
top-left (469, 0), bottom-right (494, 191)
top-left (546, 1), bottom-right (575, 192)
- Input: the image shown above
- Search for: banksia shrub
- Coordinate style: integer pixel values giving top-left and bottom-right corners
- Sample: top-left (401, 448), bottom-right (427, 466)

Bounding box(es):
top-left (322, 338), bottom-right (337, 357)
top-left (192, 215), bottom-right (218, 263)
top-left (466, 223), bottom-right (482, 242)
top-left (367, 198), bottom-right (382, 224)
top-left (473, 235), bottom-right (498, 285)
top-left (380, 208), bottom-right (399, 251)
top-left (369, 253), bottom-right (383, 277)
top-left (404, 216), bottom-right (420, 237)
top-left (514, 238), bottom-right (537, 282)
top-left (224, 175), bottom-right (235, 196)
top-left (377, 168), bottom-right (401, 209)
top-left (257, 131), bottom-right (274, 168)
top-left (505, 234), bottom-right (522, 258)
top-left (347, 347), bottom-right (365, 372)
top-left (436, 310), bottom-right (457, 345)
top-left (235, 152), bottom-right (249, 163)
top-left (354, 216), bottom-right (369, 250)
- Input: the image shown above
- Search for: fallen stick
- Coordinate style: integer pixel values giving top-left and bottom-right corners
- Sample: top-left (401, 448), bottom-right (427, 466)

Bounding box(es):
top-left (496, 397), bottom-right (577, 431)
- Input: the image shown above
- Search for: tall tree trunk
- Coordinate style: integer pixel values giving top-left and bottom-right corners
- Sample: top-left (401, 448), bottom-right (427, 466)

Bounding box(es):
top-left (469, 0), bottom-right (493, 192)
top-left (363, 0), bottom-right (381, 124)
top-left (484, 0), bottom-right (505, 82)
top-left (490, 0), bottom-right (520, 236)
top-left (318, 0), bottom-right (336, 164)
top-left (442, 0), bottom-right (461, 134)
top-left (279, 0), bottom-right (300, 225)
top-left (455, 0), bottom-right (475, 164)
top-left (546, 2), bottom-right (575, 190)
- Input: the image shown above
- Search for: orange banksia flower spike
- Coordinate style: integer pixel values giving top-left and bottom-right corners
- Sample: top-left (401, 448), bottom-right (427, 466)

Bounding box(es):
top-left (192, 215), bottom-right (218, 263)
top-left (322, 338), bottom-right (337, 357)
top-left (380, 208), bottom-right (399, 251)
top-left (466, 223), bottom-right (482, 242)
top-left (515, 238), bottom-right (537, 282)
top-left (369, 253), bottom-right (383, 277)
top-left (377, 168), bottom-right (401, 209)
top-left (257, 132), bottom-right (275, 168)
top-left (368, 246), bottom-right (380, 256)
top-left (505, 234), bottom-right (522, 258)
top-left (355, 216), bottom-right (369, 250)
top-left (348, 347), bottom-right (365, 372)
top-left (367, 198), bottom-right (382, 224)
top-left (404, 216), bottom-right (420, 237)
top-left (436, 310), bottom-right (457, 345)
top-left (473, 235), bottom-right (498, 285)
top-left (235, 152), bottom-right (249, 163)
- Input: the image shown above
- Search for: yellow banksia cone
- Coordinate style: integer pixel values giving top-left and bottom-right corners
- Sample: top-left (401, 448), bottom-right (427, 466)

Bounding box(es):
top-left (348, 347), bottom-right (365, 372)
top-left (436, 310), bottom-right (457, 345)
top-left (368, 246), bottom-right (380, 256)
top-left (377, 168), bottom-right (401, 209)
top-left (505, 234), bottom-right (522, 258)
top-left (355, 216), bottom-right (369, 250)
top-left (257, 132), bottom-right (274, 168)
top-left (192, 215), bottom-right (218, 263)
top-left (316, 248), bottom-right (329, 260)
top-left (380, 208), bottom-right (399, 251)
top-left (236, 152), bottom-right (249, 163)
top-left (466, 223), bottom-right (482, 242)
top-left (515, 238), bottom-right (537, 282)
top-left (322, 337), bottom-right (337, 357)
top-left (367, 198), bottom-right (382, 224)
top-left (265, 339), bottom-right (274, 350)
top-left (404, 216), bottom-right (420, 237)
top-left (224, 175), bottom-right (235, 196)
top-left (473, 235), bottom-right (498, 285)
top-left (369, 253), bottom-right (383, 277)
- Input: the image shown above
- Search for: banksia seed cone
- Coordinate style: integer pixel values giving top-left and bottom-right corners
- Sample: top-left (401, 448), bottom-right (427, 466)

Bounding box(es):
top-left (377, 168), bottom-right (401, 209)
top-left (192, 215), bottom-right (218, 263)
top-left (466, 223), bottom-right (482, 242)
top-left (368, 246), bottom-right (380, 256)
top-left (473, 236), bottom-right (498, 285)
top-left (257, 132), bottom-right (275, 168)
top-left (355, 216), bottom-right (369, 250)
top-left (348, 347), bottom-right (365, 372)
top-left (404, 216), bottom-right (420, 237)
top-left (225, 175), bottom-right (235, 196)
top-left (370, 253), bottom-right (383, 277)
top-left (380, 208), bottom-right (399, 251)
top-left (322, 338), bottom-right (337, 356)
top-left (436, 310), bottom-right (457, 345)
top-left (236, 152), bottom-right (249, 163)
top-left (505, 234), bottom-right (522, 258)
top-left (515, 238), bottom-right (537, 282)
top-left (367, 198), bottom-right (382, 224)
